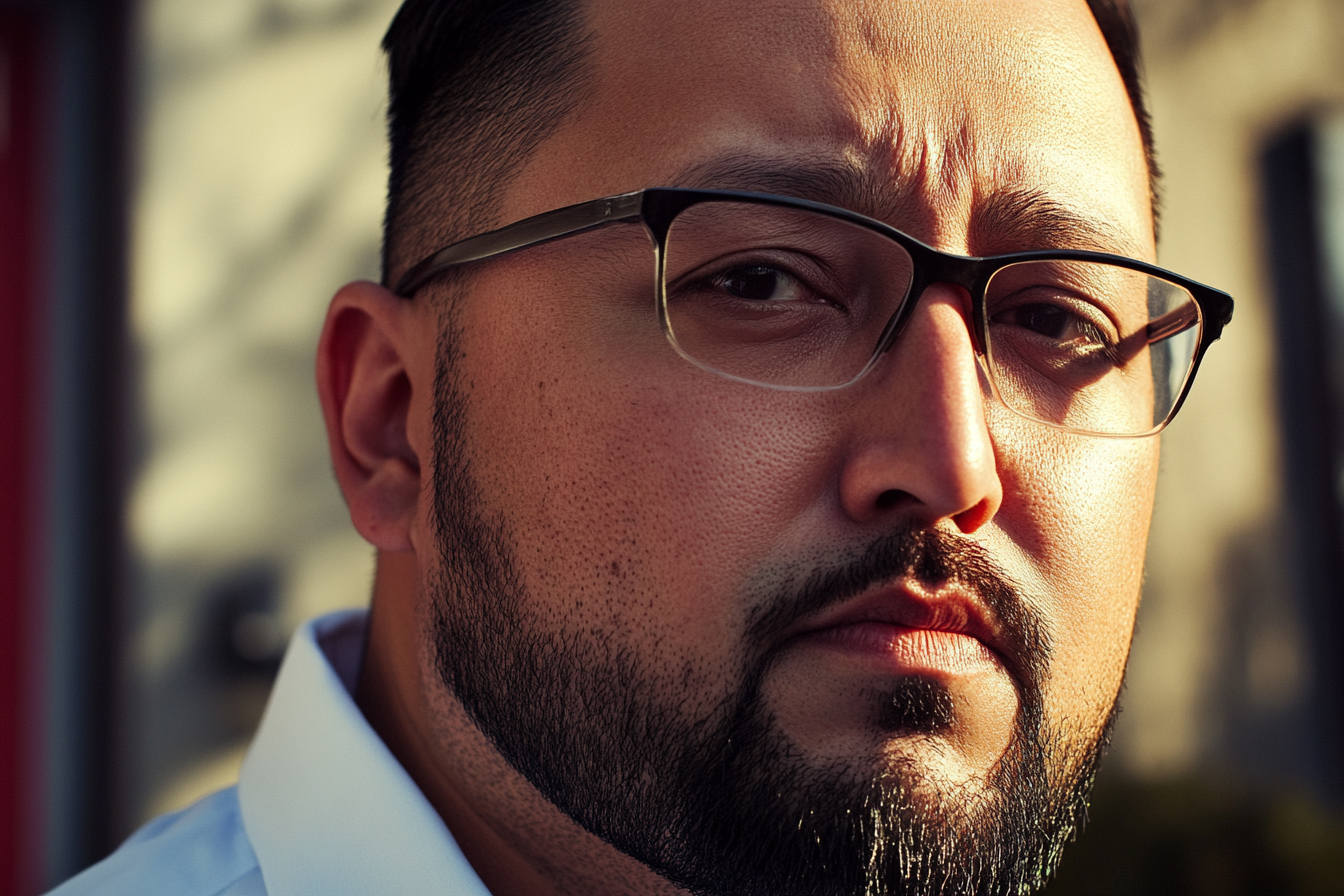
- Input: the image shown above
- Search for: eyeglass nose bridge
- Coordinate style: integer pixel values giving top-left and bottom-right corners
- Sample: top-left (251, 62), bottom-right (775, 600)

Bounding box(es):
top-left (871, 243), bottom-right (997, 363)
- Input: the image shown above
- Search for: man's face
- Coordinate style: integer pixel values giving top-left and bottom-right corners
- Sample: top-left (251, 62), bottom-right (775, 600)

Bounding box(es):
top-left (414, 0), bottom-right (1157, 892)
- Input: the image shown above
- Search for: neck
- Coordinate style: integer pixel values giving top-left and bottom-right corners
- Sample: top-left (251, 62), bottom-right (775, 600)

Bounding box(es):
top-left (355, 551), bottom-right (684, 896)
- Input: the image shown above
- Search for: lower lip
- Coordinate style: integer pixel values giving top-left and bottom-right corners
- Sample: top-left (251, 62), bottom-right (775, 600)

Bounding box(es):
top-left (802, 622), bottom-right (1001, 676)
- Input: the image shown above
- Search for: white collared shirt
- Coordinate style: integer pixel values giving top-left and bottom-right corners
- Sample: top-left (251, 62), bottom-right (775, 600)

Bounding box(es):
top-left (48, 610), bottom-right (494, 896)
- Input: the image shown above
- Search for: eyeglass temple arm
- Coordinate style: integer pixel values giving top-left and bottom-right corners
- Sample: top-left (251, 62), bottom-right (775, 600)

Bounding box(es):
top-left (1144, 285), bottom-right (1235, 347)
top-left (1110, 292), bottom-right (1227, 366)
top-left (394, 190), bottom-right (646, 297)
top-left (1144, 302), bottom-right (1199, 345)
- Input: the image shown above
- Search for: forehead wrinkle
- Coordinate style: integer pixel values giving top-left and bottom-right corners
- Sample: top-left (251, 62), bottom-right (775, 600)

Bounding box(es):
top-left (791, 73), bottom-right (1015, 251)
top-left (658, 0), bottom-right (984, 243)
top-left (817, 0), bottom-right (1009, 236)
top-left (858, 101), bottom-right (982, 246)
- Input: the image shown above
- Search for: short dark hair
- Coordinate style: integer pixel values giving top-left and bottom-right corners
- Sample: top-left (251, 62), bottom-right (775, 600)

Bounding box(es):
top-left (381, 0), bottom-right (592, 287)
top-left (380, 0), bottom-right (1158, 287)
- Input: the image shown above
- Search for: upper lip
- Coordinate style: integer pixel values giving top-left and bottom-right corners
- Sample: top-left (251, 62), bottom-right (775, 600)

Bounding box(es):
top-left (783, 579), bottom-right (1008, 664)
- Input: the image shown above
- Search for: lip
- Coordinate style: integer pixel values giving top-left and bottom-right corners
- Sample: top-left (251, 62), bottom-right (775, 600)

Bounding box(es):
top-left (783, 581), bottom-right (1008, 678)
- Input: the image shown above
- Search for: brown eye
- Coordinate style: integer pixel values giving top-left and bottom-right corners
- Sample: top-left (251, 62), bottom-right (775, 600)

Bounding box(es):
top-left (1011, 304), bottom-right (1072, 338)
top-left (996, 302), bottom-right (1108, 348)
top-left (717, 265), bottom-right (789, 301)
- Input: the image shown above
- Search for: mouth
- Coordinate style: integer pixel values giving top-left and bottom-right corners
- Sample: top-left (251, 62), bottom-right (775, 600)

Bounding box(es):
top-left (784, 581), bottom-right (1008, 679)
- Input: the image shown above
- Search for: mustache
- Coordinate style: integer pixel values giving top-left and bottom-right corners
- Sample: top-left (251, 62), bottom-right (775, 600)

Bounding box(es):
top-left (743, 526), bottom-right (1051, 694)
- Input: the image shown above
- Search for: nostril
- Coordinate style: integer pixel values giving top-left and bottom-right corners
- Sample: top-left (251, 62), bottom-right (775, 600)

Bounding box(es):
top-left (875, 489), bottom-right (911, 510)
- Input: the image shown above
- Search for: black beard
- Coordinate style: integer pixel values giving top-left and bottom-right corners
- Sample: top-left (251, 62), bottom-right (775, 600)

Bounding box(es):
top-left (428, 325), bottom-right (1114, 896)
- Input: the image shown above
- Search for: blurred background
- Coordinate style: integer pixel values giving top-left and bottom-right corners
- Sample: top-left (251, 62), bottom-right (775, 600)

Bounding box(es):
top-left (2, 0), bottom-right (1344, 893)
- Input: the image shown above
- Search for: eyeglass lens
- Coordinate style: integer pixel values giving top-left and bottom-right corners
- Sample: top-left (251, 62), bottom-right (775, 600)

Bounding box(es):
top-left (660, 201), bottom-right (1203, 437)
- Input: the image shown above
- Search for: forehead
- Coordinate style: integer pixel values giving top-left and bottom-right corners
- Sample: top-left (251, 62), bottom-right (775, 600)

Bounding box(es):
top-left (503, 0), bottom-right (1152, 258)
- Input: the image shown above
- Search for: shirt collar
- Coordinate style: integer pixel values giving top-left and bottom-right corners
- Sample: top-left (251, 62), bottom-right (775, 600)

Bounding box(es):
top-left (238, 609), bottom-right (493, 896)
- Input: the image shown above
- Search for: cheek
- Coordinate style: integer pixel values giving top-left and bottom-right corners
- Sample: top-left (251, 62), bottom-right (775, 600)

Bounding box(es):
top-left (990, 408), bottom-right (1159, 732)
top-left (451, 268), bottom-right (840, 675)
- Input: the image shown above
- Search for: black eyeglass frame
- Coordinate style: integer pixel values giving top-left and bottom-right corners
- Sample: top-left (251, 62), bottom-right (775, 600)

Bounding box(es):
top-left (394, 187), bottom-right (1235, 437)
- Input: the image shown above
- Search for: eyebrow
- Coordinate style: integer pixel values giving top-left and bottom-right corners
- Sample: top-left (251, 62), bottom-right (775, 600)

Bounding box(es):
top-left (974, 189), bottom-right (1150, 260)
top-left (672, 154), bottom-right (851, 194)
top-left (669, 152), bottom-right (1149, 260)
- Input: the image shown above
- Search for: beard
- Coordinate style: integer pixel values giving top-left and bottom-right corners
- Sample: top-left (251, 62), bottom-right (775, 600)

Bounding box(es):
top-left (427, 327), bottom-right (1116, 896)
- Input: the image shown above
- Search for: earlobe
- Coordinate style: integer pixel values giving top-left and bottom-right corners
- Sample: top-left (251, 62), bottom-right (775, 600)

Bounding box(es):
top-left (317, 280), bottom-right (424, 552)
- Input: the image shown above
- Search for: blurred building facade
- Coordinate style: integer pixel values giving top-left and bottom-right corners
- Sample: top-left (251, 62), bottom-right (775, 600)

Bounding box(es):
top-left (8, 0), bottom-right (1344, 892)
top-left (1123, 0), bottom-right (1344, 800)
top-left (122, 0), bottom-right (395, 839)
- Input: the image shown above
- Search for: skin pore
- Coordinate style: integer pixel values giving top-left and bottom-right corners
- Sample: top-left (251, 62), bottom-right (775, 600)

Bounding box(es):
top-left (320, 1), bottom-right (1159, 894)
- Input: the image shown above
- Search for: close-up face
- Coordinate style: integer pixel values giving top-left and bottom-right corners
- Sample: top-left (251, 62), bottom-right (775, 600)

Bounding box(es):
top-left (407, 0), bottom-right (1160, 892)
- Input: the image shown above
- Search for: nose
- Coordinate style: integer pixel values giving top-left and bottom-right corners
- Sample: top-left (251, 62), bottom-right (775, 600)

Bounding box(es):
top-left (837, 283), bottom-right (1003, 533)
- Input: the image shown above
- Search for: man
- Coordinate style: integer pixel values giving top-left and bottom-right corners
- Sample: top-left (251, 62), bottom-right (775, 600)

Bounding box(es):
top-left (52, 0), bottom-right (1233, 894)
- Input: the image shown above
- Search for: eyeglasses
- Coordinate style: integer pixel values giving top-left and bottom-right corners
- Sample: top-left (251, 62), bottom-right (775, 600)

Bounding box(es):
top-left (395, 188), bottom-right (1234, 438)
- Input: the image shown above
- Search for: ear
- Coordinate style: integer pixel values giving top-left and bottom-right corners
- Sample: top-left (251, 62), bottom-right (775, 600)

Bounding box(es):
top-left (317, 280), bottom-right (424, 553)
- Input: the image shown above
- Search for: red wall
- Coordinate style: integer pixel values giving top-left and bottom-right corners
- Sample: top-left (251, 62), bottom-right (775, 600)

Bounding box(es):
top-left (0, 13), bottom-right (45, 895)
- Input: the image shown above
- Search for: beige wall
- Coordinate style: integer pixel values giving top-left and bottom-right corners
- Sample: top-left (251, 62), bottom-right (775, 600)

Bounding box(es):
top-left (124, 0), bottom-right (1344, 829)
top-left (127, 0), bottom-right (399, 826)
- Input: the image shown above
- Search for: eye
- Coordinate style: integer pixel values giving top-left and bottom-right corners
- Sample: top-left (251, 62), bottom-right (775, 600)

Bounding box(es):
top-left (991, 295), bottom-right (1116, 352)
top-left (713, 265), bottom-right (806, 302)
top-left (1001, 303), bottom-right (1096, 342)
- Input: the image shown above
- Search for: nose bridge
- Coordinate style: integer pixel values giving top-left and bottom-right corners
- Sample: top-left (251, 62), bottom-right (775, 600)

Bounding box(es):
top-left (881, 241), bottom-right (990, 359)
top-left (898, 282), bottom-right (986, 409)
top-left (839, 277), bottom-right (1003, 534)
